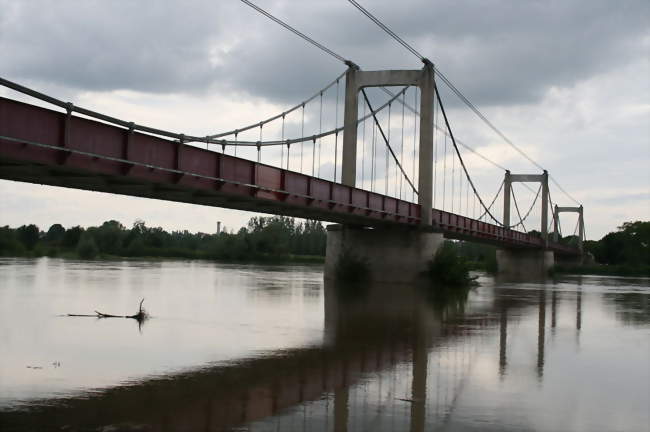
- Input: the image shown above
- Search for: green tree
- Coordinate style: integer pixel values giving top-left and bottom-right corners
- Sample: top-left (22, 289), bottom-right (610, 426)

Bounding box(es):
top-left (0, 226), bottom-right (25, 256)
top-left (62, 226), bottom-right (84, 249)
top-left (76, 232), bottom-right (99, 259)
top-left (45, 224), bottom-right (66, 245)
top-left (16, 224), bottom-right (40, 250)
top-left (89, 220), bottom-right (125, 255)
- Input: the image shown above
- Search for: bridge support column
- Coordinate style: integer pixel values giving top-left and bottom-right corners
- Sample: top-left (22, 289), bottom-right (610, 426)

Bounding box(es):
top-left (496, 249), bottom-right (555, 280)
top-left (325, 225), bottom-right (444, 283)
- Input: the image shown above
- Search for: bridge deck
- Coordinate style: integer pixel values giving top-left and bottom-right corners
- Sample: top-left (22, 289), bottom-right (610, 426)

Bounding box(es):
top-left (0, 97), bottom-right (577, 254)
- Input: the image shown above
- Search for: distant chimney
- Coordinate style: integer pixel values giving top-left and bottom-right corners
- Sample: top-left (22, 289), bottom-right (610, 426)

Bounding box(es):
top-left (217, 221), bottom-right (221, 234)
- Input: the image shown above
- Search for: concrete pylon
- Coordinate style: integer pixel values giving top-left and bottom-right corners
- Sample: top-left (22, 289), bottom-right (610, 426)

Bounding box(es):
top-left (341, 63), bottom-right (435, 226)
top-left (502, 170), bottom-right (549, 244)
top-left (553, 204), bottom-right (585, 252)
top-left (341, 66), bottom-right (359, 187)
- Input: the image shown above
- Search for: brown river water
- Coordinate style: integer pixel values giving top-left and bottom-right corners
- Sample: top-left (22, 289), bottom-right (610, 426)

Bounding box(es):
top-left (0, 257), bottom-right (648, 431)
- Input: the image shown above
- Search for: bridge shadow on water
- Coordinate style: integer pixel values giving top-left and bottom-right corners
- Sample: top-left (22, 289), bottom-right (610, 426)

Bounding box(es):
top-left (1, 277), bottom-right (584, 432)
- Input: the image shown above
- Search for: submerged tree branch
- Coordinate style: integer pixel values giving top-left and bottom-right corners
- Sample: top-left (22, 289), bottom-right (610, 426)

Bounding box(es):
top-left (67, 298), bottom-right (148, 322)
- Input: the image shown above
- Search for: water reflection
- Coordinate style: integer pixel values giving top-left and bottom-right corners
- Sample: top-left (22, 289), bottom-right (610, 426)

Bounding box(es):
top-left (604, 291), bottom-right (650, 326)
top-left (1, 261), bottom-right (649, 431)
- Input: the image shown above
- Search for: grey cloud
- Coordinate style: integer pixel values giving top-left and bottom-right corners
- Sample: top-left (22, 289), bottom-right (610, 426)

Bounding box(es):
top-left (1, 0), bottom-right (648, 108)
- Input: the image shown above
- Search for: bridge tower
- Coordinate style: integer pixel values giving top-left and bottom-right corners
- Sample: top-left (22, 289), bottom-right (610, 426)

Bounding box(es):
top-left (497, 170), bottom-right (554, 279)
top-left (325, 62), bottom-right (444, 283)
top-left (553, 205), bottom-right (584, 252)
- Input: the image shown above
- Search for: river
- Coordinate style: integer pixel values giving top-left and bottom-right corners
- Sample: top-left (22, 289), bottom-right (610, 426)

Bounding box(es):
top-left (0, 257), bottom-right (648, 431)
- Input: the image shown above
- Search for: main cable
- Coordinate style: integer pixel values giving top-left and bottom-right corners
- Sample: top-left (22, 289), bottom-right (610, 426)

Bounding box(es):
top-left (346, 0), bottom-right (581, 205)
top-left (240, 0), bottom-right (350, 65)
top-left (361, 88), bottom-right (418, 195)
top-left (435, 82), bottom-right (503, 226)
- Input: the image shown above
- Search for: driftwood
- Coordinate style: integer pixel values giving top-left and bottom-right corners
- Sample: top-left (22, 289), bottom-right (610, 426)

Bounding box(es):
top-left (67, 298), bottom-right (148, 322)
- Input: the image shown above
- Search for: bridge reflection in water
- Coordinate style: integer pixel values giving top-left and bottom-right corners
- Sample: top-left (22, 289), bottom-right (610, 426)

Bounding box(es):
top-left (1, 279), bottom-right (580, 432)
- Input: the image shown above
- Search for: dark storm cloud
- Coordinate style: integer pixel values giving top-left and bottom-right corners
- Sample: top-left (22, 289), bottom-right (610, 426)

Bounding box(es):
top-left (1, 0), bottom-right (648, 106)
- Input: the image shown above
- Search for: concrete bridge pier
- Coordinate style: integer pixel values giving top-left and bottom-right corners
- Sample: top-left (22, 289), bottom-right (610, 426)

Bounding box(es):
top-left (496, 248), bottom-right (555, 280)
top-left (324, 224), bottom-right (444, 283)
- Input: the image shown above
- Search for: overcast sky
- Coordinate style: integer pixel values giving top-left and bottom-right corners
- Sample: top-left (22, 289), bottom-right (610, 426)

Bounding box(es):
top-left (0, 0), bottom-right (648, 239)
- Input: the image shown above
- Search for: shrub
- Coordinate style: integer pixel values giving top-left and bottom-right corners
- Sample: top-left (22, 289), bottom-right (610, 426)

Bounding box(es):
top-left (428, 241), bottom-right (475, 286)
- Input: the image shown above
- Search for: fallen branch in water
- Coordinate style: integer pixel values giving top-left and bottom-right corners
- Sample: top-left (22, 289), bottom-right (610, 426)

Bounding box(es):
top-left (67, 298), bottom-right (148, 321)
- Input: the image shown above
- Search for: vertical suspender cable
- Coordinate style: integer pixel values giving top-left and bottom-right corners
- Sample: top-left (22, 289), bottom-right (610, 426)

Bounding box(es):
top-left (451, 142), bottom-right (456, 213)
top-left (473, 194), bottom-right (476, 218)
top-left (433, 93), bottom-right (438, 208)
top-left (318, 92), bottom-right (323, 177)
top-left (386, 102), bottom-right (391, 195)
top-left (300, 103), bottom-right (305, 173)
top-left (311, 137), bottom-right (316, 175)
top-left (286, 141), bottom-right (291, 170)
top-left (443, 134), bottom-right (447, 211)
top-left (412, 88), bottom-right (418, 202)
top-left (456, 159), bottom-right (460, 213)
top-left (334, 79), bottom-right (340, 182)
top-left (258, 124), bottom-right (263, 162)
top-left (465, 172), bottom-right (470, 217)
top-left (399, 90), bottom-right (406, 199)
top-left (361, 101), bottom-right (367, 189)
top-left (281, 115), bottom-right (285, 169)
top-left (371, 116), bottom-right (377, 192)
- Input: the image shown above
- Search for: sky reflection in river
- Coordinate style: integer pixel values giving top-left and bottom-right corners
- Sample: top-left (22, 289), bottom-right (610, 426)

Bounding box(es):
top-left (0, 258), bottom-right (648, 431)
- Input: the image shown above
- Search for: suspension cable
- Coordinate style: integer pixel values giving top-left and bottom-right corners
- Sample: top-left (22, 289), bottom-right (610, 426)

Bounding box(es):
top-left (241, 0), bottom-right (350, 64)
top-left (347, 0), bottom-right (581, 205)
top-left (476, 180), bottom-right (504, 222)
top-left (435, 82), bottom-right (504, 226)
top-left (361, 88), bottom-right (418, 195)
top-left (208, 70), bottom-right (346, 139)
top-left (510, 183), bottom-right (542, 230)
top-left (379, 87), bottom-right (530, 192)
top-left (511, 186), bottom-right (528, 232)
top-left (1, 74), bottom-right (398, 150)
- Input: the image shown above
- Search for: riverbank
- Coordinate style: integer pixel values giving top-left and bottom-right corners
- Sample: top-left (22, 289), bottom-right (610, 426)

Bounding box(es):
top-left (0, 250), bottom-right (325, 265)
top-left (552, 263), bottom-right (650, 277)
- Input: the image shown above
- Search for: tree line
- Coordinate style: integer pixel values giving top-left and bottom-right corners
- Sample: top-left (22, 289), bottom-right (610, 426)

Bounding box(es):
top-left (584, 221), bottom-right (649, 270)
top-left (0, 216), bottom-right (327, 262)
top-left (443, 220), bottom-right (649, 275)
top-left (1, 216), bottom-right (646, 272)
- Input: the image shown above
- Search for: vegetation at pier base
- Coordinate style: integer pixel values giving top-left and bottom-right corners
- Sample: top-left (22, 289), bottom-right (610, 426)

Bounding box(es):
top-left (0, 216), bottom-right (326, 263)
top-left (428, 241), bottom-right (476, 287)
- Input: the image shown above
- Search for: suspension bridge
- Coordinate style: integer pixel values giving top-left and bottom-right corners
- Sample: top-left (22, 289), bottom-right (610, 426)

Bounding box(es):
top-left (0, 1), bottom-right (585, 280)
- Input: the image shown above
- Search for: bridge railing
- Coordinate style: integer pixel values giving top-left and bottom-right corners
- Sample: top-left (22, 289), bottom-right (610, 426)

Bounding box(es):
top-left (432, 208), bottom-right (578, 254)
top-left (0, 95), bottom-right (579, 255)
